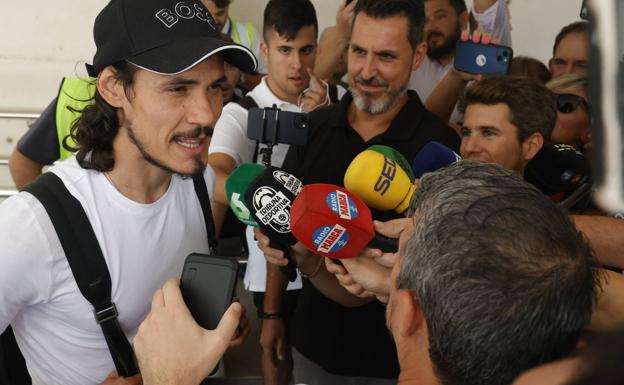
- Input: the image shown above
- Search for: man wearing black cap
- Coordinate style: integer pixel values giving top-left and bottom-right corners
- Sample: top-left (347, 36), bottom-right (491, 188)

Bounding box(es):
top-left (0, 0), bottom-right (255, 384)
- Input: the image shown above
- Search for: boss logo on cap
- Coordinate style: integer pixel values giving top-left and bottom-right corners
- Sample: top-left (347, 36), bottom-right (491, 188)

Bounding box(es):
top-left (155, 2), bottom-right (216, 30)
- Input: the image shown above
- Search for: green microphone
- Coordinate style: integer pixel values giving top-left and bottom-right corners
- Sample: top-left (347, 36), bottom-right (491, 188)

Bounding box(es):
top-left (225, 163), bottom-right (266, 226)
top-left (368, 144), bottom-right (415, 182)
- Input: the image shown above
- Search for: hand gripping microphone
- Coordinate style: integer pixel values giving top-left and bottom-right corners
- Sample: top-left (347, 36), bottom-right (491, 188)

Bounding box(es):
top-left (411, 141), bottom-right (461, 178)
top-left (368, 145), bottom-right (415, 182)
top-left (524, 143), bottom-right (592, 209)
top-left (225, 163), bottom-right (267, 226)
top-left (290, 184), bottom-right (398, 259)
top-left (344, 149), bottom-right (415, 213)
top-left (244, 166), bottom-right (303, 281)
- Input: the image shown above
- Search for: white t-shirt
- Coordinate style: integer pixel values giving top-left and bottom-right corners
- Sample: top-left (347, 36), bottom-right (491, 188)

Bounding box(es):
top-left (409, 0), bottom-right (512, 123)
top-left (0, 158), bottom-right (215, 385)
top-left (209, 77), bottom-right (303, 292)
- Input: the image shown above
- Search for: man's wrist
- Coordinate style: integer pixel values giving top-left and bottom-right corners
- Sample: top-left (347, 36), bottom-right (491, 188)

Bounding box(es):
top-left (260, 311), bottom-right (282, 320)
top-left (301, 255), bottom-right (324, 279)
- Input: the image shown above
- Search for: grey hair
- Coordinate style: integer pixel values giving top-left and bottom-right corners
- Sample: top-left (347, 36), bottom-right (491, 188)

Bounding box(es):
top-left (399, 161), bottom-right (599, 385)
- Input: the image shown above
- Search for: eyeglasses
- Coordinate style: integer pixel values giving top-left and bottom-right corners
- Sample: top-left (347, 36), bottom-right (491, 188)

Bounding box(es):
top-left (556, 93), bottom-right (590, 114)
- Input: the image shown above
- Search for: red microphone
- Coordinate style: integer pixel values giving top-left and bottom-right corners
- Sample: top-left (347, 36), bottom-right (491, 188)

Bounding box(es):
top-left (290, 184), bottom-right (397, 259)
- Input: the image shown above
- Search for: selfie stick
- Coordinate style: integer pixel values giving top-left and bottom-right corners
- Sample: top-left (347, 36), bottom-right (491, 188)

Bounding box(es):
top-left (258, 104), bottom-right (280, 167)
top-left (256, 104), bottom-right (298, 282)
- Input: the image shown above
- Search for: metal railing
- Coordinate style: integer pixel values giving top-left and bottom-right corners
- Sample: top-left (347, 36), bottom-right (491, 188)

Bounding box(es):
top-left (0, 112), bottom-right (39, 198)
top-left (0, 112), bottom-right (40, 120)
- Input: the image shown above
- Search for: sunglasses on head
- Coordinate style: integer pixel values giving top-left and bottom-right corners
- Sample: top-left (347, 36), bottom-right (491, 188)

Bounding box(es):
top-left (556, 93), bottom-right (590, 114)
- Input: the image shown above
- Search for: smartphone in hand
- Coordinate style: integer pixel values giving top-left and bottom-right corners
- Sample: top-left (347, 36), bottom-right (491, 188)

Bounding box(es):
top-left (454, 40), bottom-right (513, 76)
top-left (180, 253), bottom-right (239, 331)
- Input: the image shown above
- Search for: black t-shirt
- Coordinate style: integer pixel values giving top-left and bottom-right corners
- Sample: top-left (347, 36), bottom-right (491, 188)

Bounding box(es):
top-left (281, 91), bottom-right (460, 378)
top-left (16, 98), bottom-right (60, 165)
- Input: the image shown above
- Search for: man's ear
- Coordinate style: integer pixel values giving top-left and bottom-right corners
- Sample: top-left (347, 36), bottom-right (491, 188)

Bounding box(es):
top-left (521, 132), bottom-right (544, 162)
top-left (260, 39), bottom-right (269, 63)
top-left (548, 57), bottom-right (555, 73)
top-left (395, 289), bottom-right (425, 338)
top-left (412, 41), bottom-right (428, 71)
top-left (96, 66), bottom-right (127, 108)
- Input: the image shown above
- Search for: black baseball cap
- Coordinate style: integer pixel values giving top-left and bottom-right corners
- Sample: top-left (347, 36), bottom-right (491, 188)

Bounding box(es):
top-left (87, 0), bottom-right (257, 76)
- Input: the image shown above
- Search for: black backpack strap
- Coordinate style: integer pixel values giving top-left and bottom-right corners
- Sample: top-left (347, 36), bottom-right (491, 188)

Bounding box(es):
top-left (328, 84), bottom-right (339, 104)
top-left (192, 173), bottom-right (217, 255)
top-left (0, 325), bottom-right (31, 385)
top-left (234, 96), bottom-right (261, 163)
top-left (23, 173), bottom-right (138, 377)
top-left (235, 95), bottom-right (258, 110)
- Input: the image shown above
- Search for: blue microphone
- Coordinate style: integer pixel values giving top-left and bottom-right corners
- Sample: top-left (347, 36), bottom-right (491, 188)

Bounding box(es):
top-left (412, 141), bottom-right (461, 178)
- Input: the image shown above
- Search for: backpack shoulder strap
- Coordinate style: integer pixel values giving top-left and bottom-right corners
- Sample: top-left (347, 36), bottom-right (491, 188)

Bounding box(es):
top-left (328, 84), bottom-right (339, 104)
top-left (235, 95), bottom-right (258, 110)
top-left (23, 173), bottom-right (138, 377)
top-left (192, 172), bottom-right (217, 254)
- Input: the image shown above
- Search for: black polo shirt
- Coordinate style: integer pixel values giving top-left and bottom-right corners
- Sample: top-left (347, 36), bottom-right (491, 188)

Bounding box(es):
top-left (281, 91), bottom-right (460, 378)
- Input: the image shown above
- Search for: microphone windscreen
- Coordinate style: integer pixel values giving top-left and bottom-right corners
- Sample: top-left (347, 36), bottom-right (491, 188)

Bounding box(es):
top-left (368, 145), bottom-right (415, 181)
top-left (525, 143), bottom-right (591, 197)
top-left (344, 149), bottom-right (414, 213)
top-left (244, 166), bottom-right (302, 245)
top-left (290, 184), bottom-right (375, 259)
top-left (225, 163), bottom-right (266, 227)
top-left (411, 141), bottom-right (461, 178)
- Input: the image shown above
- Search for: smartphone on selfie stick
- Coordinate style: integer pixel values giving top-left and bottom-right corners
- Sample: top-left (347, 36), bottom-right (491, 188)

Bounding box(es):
top-left (246, 106), bottom-right (310, 281)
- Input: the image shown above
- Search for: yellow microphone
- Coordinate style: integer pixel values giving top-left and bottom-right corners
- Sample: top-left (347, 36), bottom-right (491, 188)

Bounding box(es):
top-left (344, 150), bottom-right (414, 213)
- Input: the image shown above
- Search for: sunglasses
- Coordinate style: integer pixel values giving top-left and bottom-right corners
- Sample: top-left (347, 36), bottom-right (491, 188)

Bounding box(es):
top-left (556, 93), bottom-right (590, 114)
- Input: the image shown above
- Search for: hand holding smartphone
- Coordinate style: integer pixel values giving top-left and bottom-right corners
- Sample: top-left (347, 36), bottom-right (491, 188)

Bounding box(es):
top-left (454, 40), bottom-right (513, 76)
top-left (180, 253), bottom-right (239, 331)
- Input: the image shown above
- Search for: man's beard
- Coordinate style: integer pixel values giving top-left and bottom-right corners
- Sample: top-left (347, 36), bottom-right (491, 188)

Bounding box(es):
top-left (127, 124), bottom-right (211, 178)
top-left (426, 24), bottom-right (461, 61)
top-left (349, 76), bottom-right (408, 115)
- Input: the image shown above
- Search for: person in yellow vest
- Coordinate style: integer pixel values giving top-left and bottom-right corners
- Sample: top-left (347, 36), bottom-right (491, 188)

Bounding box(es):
top-left (8, 77), bottom-right (94, 190)
top-left (202, 0), bottom-right (267, 90)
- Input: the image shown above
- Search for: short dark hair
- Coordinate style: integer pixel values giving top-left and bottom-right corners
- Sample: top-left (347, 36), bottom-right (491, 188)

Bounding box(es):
top-left (207, 0), bottom-right (231, 8)
top-left (66, 61), bottom-right (139, 171)
top-left (510, 56), bottom-right (552, 84)
top-left (400, 161), bottom-right (600, 385)
top-left (437, 0), bottom-right (467, 15)
top-left (458, 76), bottom-right (557, 141)
top-left (353, 0), bottom-right (426, 50)
top-left (553, 21), bottom-right (589, 55)
top-left (262, 0), bottom-right (318, 43)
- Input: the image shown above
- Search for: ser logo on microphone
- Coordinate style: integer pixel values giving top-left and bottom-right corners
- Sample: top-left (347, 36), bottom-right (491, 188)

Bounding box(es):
top-left (374, 156), bottom-right (397, 195)
top-left (251, 187), bottom-right (292, 233)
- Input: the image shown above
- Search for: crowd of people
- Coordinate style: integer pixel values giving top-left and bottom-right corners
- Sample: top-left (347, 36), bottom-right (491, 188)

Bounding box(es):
top-left (1, 0), bottom-right (622, 385)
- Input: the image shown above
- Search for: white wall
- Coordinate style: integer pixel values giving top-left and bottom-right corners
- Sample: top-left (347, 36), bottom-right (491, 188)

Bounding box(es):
top-left (0, 0), bottom-right (584, 113)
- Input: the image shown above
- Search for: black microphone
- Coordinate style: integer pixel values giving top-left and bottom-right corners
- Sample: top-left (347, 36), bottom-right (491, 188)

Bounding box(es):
top-left (525, 143), bottom-right (591, 209)
top-left (244, 166), bottom-right (303, 281)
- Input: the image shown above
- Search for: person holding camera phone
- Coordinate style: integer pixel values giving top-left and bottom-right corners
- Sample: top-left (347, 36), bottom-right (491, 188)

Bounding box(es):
top-left (208, 1), bottom-right (344, 384)
top-left (409, 0), bottom-right (511, 124)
